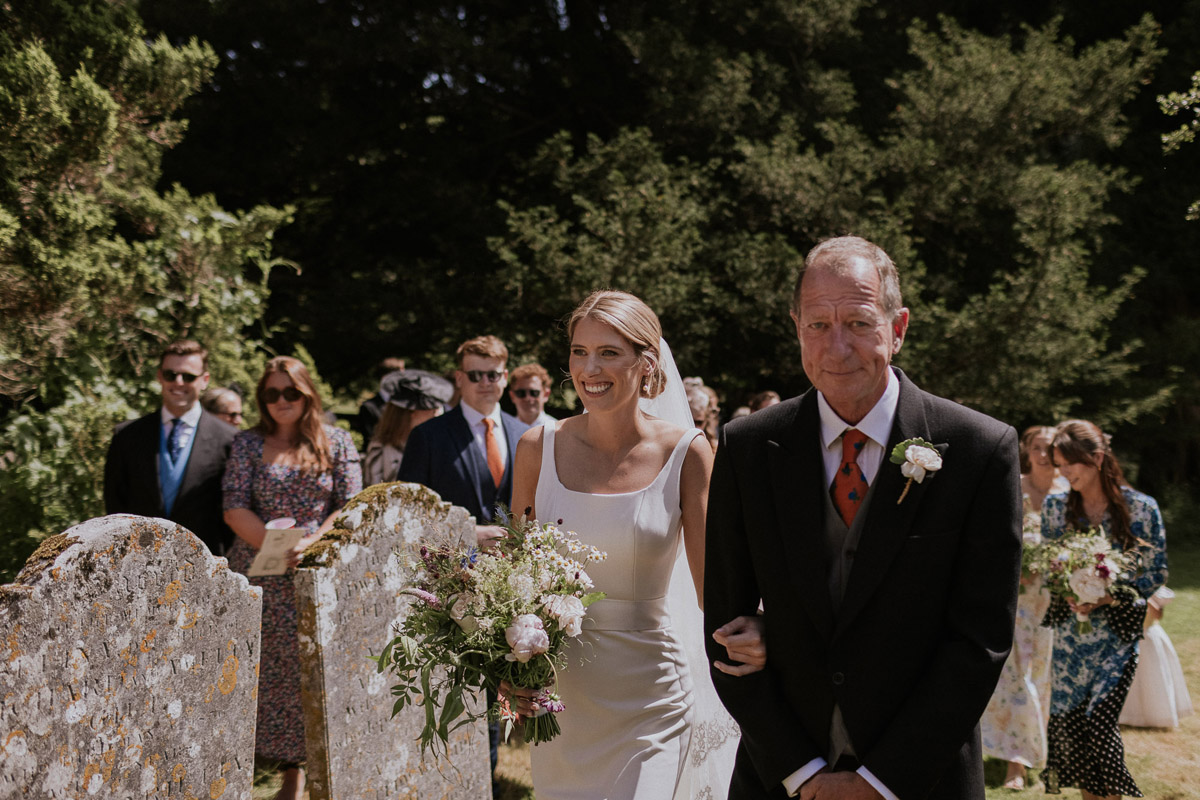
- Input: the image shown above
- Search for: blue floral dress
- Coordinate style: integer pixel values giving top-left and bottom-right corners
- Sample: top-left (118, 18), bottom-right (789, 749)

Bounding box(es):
top-left (222, 426), bottom-right (362, 763)
top-left (1041, 487), bottom-right (1167, 796)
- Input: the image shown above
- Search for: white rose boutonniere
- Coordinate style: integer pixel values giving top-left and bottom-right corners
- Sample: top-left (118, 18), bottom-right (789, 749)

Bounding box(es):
top-left (889, 438), bottom-right (942, 504)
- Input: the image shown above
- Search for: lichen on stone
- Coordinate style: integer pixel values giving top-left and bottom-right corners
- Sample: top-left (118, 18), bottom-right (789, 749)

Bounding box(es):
top-left (17, 533), bottom-right (80, 581)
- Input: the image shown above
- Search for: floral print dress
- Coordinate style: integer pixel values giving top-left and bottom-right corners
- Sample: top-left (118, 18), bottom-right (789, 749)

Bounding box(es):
top-left (222, 426), bottom-right (362, 763)
top-left (1041, 487), bottom-right (1167, 797)
top-left (980, 496), bottom-right (1053, 768)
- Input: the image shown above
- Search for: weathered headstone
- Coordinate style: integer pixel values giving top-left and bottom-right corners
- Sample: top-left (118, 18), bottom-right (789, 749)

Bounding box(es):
top-left (0, 515), bottom-right (262, 800)
top-left (295, 483), bottom-right (490, 800)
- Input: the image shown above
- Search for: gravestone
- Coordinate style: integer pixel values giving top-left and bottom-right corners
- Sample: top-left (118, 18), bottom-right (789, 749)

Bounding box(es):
top-left (295, 483), bottom-right (490, 800)
top-left (0, 515), bottom-right (262, 799)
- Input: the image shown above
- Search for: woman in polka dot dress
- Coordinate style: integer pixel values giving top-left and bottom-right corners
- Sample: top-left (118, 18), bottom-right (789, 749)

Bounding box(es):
top-left (1041, 420), bottom-right (1167, 799)
top-left (223, 356), bottom-right (362, 800)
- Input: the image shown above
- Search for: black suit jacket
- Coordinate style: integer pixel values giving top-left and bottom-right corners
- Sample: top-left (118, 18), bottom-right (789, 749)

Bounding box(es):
top-left (396, 404), bottom-right (523, 522)
top-left (704, 369), bottom-right (1022, 800)
top-left (103, 409), bottom-right (237, 556)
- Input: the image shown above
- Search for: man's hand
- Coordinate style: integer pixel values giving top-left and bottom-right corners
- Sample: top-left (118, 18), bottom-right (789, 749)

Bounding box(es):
top-left (799, 771), bottom-right (882, 800)
top-left (476, 524), bottom-right (506, 550)
top-left (712, 615), bottom-right (766, 676)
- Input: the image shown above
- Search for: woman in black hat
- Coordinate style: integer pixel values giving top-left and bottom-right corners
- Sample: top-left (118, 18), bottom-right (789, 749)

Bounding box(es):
top-left (363, 369), bottom-right (454, 485)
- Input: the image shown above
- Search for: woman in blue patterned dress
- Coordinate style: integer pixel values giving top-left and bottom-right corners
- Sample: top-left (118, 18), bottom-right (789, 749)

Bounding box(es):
top-left (223, 356), bottom-right (362, 800)
top-left (1042, 420), bottom-right (1167, 799)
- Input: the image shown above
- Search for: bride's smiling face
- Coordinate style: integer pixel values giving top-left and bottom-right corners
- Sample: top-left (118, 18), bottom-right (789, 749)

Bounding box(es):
top-left (570, 317), bottom-right (646, 411)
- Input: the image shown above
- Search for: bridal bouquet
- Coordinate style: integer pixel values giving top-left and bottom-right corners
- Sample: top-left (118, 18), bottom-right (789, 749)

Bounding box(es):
top-left (1024, 528), bottom-right (1133, 634)
top-left (375, 511), bottom-right (607, 753)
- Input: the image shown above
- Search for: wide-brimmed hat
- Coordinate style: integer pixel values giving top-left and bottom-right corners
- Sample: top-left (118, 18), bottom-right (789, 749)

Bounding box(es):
top-left (380, 369), bottom-right (454, 410)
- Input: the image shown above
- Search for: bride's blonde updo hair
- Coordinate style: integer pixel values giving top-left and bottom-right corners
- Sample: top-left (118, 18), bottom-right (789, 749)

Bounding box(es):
top-left (567, 290), bottom-right (667, 399)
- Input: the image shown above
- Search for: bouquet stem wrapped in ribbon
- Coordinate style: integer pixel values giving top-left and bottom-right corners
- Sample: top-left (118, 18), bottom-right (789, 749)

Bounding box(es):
top-left (1024, 528), bottom-right (1134, 634)
top-left (374, 509), bottom-right (606, 753)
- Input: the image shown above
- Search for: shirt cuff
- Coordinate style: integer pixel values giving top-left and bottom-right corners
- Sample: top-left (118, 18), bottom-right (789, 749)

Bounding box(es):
top-left (782, 757), bottom-right (827, 797)
top-left (857, 766), bottom-right (900, 800)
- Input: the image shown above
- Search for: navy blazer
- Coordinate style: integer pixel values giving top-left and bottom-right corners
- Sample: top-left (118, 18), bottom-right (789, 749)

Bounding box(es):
top-left (103, 408), bottom-right (237, 556)
top-left (397, 404), bottom-right (523, 522)
top-left (704, 369), bottom-right (1022, 800)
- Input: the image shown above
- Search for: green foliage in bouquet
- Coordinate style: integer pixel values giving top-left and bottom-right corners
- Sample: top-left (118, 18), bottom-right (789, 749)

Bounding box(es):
top-left (375, 509), bottom-right (607, 755)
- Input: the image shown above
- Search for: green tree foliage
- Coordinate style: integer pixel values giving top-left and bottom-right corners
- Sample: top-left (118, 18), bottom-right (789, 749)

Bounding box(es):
top-left (139, 1), bottom-right (1200, 492)
top-left (1160, 70), bottom-right (1200, 219)
top-left (0, 1), bottom-right (289, 580)
top-left (491, 13), bottom-right (1165, 427)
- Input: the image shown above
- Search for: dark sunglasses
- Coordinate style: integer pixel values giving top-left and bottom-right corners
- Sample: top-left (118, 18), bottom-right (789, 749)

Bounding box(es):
top-left (464, 370), bottom-right (505, 383)
top-left (162, 369), bottom-right (202, 383)
top-left (512, 388), bottom-right (543, 399)
top-left (262, 386), bottom-right (304, 404)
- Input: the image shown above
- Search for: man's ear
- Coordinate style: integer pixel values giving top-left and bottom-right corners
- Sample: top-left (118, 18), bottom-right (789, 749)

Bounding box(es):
top-left (892, 308), bottom-right (910, 353)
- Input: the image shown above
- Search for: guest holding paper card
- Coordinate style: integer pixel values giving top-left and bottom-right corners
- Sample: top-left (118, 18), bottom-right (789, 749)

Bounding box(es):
top-left (222, 356), bottom-right (362, 800)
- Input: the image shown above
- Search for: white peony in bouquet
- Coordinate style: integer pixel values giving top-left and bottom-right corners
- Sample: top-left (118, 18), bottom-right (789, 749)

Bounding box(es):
top-left (1024, 528), bottom-right (1133, 634)
top-left (375, 510), bottom-right (606, 753)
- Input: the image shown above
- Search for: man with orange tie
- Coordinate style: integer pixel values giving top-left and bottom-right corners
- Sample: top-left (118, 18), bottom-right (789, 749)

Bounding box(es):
top-left (399, 335), bottom-right (521, 548)
top-left (397, 335), bottom-right (521, 793)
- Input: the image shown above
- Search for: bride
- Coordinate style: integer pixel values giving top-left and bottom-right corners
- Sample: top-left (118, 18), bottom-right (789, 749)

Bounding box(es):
top-left (505, 290), bottom-right (765, 799)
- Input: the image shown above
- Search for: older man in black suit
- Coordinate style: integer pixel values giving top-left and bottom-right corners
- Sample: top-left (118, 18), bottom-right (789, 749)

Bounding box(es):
top-left (104, 340), bottom-right (237, 556)
top-left (705, 236), bottom-right (1022, 799)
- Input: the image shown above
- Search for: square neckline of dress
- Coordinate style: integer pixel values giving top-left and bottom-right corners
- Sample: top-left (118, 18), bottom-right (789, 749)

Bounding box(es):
top-left (546, 423), bottom-right (700, 497)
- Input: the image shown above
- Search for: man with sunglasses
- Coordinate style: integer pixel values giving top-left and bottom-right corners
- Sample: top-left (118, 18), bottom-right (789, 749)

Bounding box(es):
top-left (398, 334), bottom-right (522, 793)
top-left (508, 362), bottom-right (557, 434)
top-left (104, 339), bottom-right (237, 557)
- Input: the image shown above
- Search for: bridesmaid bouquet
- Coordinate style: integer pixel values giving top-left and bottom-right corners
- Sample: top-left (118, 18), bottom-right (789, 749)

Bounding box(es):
top-left (1024, 528), bottom-right (1133, 633)
top-left (375, 510), bottom-right (607, 753)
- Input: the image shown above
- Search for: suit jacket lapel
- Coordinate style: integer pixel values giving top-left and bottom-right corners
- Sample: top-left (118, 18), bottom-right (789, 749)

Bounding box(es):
top-left (137, 412), bottom-right (166, 513)
top-left (176, 411), bottom-right (217, 503)
top-left (836, 371), bottom-right (948, 633)
top-left (447, 407), bottom-right (489, 516)
top-left (770, 390), bottom-right (835, 641)
top-left (499, 413), bottom-right (522, 502)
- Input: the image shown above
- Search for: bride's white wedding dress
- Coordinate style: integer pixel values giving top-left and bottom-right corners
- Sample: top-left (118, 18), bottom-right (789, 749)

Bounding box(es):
top-left (530, 423), bottom-right (738, 800)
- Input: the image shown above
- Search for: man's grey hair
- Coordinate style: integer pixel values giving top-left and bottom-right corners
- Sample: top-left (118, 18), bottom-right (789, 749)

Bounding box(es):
top-left (790, 235), bottom-right (904, 321)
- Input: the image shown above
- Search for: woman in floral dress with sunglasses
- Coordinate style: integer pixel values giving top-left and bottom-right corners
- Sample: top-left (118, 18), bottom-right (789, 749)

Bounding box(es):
top-left (223, 356), bottom-right (361, 800)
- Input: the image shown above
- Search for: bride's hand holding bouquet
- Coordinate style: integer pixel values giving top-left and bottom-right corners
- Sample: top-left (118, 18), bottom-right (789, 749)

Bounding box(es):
top-left (375, 509), bottom-right (607, 754)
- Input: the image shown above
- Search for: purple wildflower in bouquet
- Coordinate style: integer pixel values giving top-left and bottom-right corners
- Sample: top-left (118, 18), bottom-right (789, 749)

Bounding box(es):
top-left (1024, 528), bottom-right (1134, 634)
top-left (375, 508), bottom-right (606, 753)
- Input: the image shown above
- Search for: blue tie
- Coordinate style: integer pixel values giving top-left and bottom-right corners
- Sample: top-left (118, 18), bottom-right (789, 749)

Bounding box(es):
top-left (168, 418), bottom-right (185, 464)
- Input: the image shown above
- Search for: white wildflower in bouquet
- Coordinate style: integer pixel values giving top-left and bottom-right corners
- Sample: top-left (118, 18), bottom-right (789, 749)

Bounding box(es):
top-left (1024, 528), bottom-right (1133, 634)
top-left (374, 510), bottom-right (606, 754)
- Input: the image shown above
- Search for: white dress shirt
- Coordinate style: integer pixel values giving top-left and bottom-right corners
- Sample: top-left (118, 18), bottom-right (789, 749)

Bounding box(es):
top-left (160, 402), bottom-right (203, 452)
top-left (460, 402), bottom-right (508, 474)
top-left (783, 368), bottom-right (901, 800)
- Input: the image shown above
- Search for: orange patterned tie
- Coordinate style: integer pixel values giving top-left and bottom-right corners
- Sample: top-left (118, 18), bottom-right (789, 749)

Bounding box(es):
top-left (484, 418), bottom-right (504, 487)
top-left (831, 429), bottom-right (869, 527)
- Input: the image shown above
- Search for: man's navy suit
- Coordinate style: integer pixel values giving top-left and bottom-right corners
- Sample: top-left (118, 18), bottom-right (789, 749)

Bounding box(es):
top-left (397, 404), bottom-right (523, 522)
top-left (103, 409), bottom-right (237, 556)
top-left (704, 369), bottom-right (1022, 799)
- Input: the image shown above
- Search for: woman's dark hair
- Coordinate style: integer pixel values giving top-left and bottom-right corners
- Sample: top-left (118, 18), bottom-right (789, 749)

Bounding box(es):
top-left (1050, 419), bottom-right (1134, 549)
top-left (252, 356), bottom-right (332, 472)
